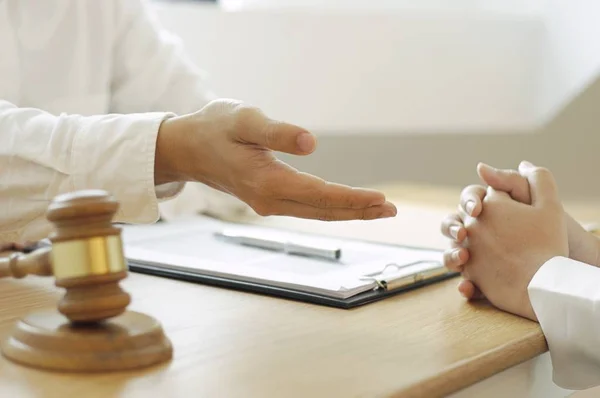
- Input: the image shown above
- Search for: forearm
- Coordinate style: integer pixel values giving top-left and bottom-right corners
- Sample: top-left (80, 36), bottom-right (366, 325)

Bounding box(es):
top-left (154, 114), bottom-right (194, 186)
top-left (565, 212), bottom-right (600, 267)
top-left (579, 218), bottom-right (600, 267)
top-left (153, 110), bottom-right (221, 189)
top-left (591, 233), bottom-right (600, 268)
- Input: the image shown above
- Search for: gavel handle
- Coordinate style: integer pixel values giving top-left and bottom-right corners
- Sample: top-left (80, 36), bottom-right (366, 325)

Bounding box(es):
top-left (0, 247), bottom-right (52, 279)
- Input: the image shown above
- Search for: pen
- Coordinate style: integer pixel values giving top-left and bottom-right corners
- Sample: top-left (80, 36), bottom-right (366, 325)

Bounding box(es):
top-left (214, 230), bottom-right (342, 261)
top-left (383, 265), bottom-right (450, 290)
top-left (360, 261), bottom-right (451, 290)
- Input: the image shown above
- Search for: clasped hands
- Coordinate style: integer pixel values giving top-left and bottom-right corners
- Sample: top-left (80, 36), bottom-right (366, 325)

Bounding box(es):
top-left (441, 161), bottom-right (599, 320)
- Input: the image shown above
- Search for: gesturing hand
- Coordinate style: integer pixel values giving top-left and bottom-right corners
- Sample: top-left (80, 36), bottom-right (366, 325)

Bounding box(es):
top-left (155, 99), bottom-right (397, 221)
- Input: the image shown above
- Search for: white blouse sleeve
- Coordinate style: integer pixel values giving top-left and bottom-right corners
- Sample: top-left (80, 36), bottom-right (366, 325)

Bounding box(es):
top-left (528, 256), bottom-right (600, 390)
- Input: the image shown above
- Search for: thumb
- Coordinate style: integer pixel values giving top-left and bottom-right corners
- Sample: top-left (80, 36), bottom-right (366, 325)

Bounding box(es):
top-left (517, 161), bottom-right (560, 208)
top-left (263, 120), bottom-right (317, 155)
top-left (476, 163), bottom-right (531, 204)
top-left (234, 106), bottom-right (317, 155)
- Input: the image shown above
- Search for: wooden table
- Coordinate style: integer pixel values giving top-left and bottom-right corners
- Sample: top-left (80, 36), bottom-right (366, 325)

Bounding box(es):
top-left (0, 184), bottom-right (593, 398)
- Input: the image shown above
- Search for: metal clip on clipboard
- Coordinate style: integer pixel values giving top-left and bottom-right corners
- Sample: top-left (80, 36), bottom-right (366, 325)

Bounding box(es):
top-left (360, 261), bottom-right (450, 291)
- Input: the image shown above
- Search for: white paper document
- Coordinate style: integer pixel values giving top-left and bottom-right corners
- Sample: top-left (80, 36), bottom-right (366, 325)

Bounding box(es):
top-left (122, 216), bottom-right (444, 299)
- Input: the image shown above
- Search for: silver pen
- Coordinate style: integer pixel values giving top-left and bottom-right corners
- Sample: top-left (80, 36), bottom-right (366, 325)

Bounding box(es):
top-left (214, 229), bottom-right (342, 261)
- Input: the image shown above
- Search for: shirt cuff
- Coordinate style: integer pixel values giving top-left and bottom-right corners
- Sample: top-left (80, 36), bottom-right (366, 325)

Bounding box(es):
top-left (528, 256), bottom-right (600, 390)
top-left (72, 111), bottom-right (175, 224)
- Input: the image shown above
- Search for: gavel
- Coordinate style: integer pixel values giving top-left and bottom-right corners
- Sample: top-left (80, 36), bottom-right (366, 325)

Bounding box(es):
top-left (0, 190), bottom-right (172, 372)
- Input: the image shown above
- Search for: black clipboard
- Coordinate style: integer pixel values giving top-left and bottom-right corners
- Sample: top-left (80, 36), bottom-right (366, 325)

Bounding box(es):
top-left (125, 216), bottom-right (459, 309)
top-left (128, 255), bottom-right (458, 310)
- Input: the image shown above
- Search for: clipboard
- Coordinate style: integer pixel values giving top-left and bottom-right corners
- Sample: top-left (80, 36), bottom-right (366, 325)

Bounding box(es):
top-left (128, 260), bottom-right (456, 309)
top-left (122, 217), bottom-right (458, 309)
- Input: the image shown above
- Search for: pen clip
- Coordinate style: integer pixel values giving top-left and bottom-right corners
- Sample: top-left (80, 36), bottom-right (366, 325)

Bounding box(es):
top-left (359, 261), bottom-right (447, 291)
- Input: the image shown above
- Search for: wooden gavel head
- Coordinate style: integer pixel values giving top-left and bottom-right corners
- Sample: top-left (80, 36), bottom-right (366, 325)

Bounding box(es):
top-left (46, 190), bottom-right (131, 323)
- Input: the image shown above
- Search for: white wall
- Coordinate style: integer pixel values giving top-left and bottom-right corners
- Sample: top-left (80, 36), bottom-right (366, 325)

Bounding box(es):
top-left (153, 2), bottom-right (543, 134)
top-left (151, 0), bottom-right (600, 197)
top-left (536, 0), bottom-right (600, 124)
top-left (153, 1), bottom-right (600, 135)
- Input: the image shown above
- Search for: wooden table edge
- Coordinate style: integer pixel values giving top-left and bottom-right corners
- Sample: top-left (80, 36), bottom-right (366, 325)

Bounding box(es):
top-left (391, 325), bottom-right (548, 397)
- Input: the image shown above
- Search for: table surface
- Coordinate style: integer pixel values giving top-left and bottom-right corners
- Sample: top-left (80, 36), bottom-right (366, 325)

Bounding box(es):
top-left (1, 183), bottom-right (597, 398)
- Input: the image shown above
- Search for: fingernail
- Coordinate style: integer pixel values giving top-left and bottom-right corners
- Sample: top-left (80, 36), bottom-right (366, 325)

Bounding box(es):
top-left (449, 225), bottom-right (460, 239)
top-left (296, 133), bottom-right (316, 154)
top-left (465, 200), bottom-right (476, 215)
top-left (478, 163), bottom-right (501, 178)
top-left (478, 162), bottom-right (494, 172)
top-left (369, 196), bottom-right (386, 207)
top-left (520, 160), bottom-right (534, 169)
top-left (452, 249), bottom-right (461, 262)
top-left (457, 283), bottom-right (468, 297)
top-left (381, 207), bottom-right (397, 218)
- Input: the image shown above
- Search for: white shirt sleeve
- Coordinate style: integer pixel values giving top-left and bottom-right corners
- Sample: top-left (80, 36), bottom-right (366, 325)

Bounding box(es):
top-left (528, 256), bottom-right (600, 390)
top-left (0, 100), bottom-right (173, 243)
top-left (108, 0), bottom-right (251, 221)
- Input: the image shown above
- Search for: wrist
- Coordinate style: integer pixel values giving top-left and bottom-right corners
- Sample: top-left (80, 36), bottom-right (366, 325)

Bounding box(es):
top-left (593, 235), bottom-right (600, 268)
top-left (565, 213), bottom-right (600, 267)
top-left (154, 115), bottom-right (191, 185)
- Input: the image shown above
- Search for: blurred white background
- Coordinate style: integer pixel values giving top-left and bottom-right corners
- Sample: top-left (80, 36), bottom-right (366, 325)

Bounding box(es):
top-left (219, 0), bottom-right (547, 14)
top-left (153, 0), bottom-right (600, 197)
